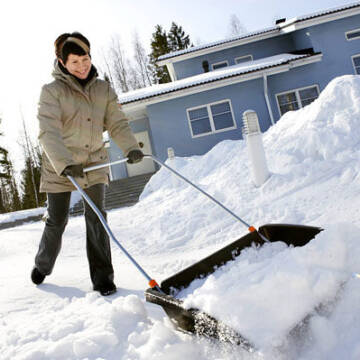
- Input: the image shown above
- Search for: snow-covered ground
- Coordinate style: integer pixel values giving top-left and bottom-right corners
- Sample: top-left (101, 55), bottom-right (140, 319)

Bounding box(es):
top-left (0, 192), bottom-right (81, 225)
top-left (1, 75), bottom-right (360, 359)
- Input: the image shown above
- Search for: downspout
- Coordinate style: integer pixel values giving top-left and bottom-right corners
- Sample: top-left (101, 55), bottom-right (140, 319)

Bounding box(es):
top-left (263, 74), bottom-right (275, 126)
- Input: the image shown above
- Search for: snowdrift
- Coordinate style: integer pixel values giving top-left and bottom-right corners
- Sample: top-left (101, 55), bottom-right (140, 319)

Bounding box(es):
top-left (1, 75), bottom-right (360, 359)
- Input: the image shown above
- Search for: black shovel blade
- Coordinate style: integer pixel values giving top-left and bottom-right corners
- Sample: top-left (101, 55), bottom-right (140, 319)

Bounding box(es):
top-left (145, 288), bottom-right (255, 350)
top-left (161, 223), bottom-right (322, 294)
top-left (145, 223), bottom-right (322, 346)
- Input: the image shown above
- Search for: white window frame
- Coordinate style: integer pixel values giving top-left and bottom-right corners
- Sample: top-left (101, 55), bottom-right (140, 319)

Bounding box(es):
top-left (276, 84), bottom-right (320, 117)
top-left (234, 55), bottom-right (253, 64)
top-left (351, 54), bottom-right (360, 74)
top-left (211, 60), bottom-right (229, 70)
top-left (345, 28), bottom-right (360, 41)
top-left (186, 99), bottom-right (237, 138)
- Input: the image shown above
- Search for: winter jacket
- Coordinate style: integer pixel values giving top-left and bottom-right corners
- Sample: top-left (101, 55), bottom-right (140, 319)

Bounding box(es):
top-left (38, 63), bottom-right (139, 193)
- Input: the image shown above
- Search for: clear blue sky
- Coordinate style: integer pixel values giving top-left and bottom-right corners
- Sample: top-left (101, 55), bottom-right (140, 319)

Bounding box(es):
top-left (0, 0), bottom-right (356, 170)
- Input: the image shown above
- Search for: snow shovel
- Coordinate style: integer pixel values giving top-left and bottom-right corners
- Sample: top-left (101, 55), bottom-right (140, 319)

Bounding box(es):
top-left (67, 173), bottom-right (164, 294)
top-left (73, 155), bottom-right (322, 348)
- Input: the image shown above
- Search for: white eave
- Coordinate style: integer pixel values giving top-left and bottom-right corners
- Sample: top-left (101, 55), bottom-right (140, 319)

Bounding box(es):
top-left (120, 53), bottom-right (322, 117)
top-left (157, 1), bottom-right (360, 66)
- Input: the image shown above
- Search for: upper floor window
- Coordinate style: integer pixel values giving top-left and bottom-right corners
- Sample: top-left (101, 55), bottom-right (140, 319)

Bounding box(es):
top-left (211, 61), bottom-right (229, 70)
top-left (346, 29), bottom-right (360, 41)
top-left (187, 100), bottom-right (236, 138)
top-left (352, 55), bottom-right (360, 74)
top-left (276, 85), bottom-right (320, 116)
top-left (235, 55), bottom-right (253, 64)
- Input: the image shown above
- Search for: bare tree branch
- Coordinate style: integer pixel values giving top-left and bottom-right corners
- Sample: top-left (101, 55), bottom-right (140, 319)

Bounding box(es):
top-left (227, 14), bottom-right (247, 37)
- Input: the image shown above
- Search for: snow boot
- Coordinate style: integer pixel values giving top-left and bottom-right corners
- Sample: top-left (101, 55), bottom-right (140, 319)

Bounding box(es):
top-left (31, 267), bottom-right (46, 285)
top-left (94, 282), bottom-right (117, 296)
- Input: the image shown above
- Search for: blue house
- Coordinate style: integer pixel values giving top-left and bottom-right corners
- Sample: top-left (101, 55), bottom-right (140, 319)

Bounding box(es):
top-left (108, 2), bottom-right (360, 180)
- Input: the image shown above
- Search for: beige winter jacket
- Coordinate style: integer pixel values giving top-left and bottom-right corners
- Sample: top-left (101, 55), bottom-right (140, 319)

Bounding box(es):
top-left (38, 64), bottom-right (139, 193)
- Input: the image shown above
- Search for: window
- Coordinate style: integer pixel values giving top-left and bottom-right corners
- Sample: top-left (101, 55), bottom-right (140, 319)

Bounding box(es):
top-left (346, 29), bottom-right (360, 41)
top-left (211, 61), bottom-right (229, 70)
top-left (187, 100), bottom-right (236, 137)
top-left (276, 85), bottom-right (320, 116)
top-left (352, 55), bottom-right (360, 74)
top-left (235, 55), bottom-right (253, 64)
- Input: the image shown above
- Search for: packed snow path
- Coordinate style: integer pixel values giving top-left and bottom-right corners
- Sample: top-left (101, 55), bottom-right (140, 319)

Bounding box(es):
top-left (1, 75), bottom-right (360, 359)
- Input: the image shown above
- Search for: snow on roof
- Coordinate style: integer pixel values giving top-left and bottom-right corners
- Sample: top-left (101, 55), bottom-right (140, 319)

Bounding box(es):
top-left (158, 1), bottom-right (360, 62)
top-left (119, 53), bottom-right (317, 105)
top-left (157, 27), bottom-right (278, 62)
top-left (289, 0), bottom-right (360, 24)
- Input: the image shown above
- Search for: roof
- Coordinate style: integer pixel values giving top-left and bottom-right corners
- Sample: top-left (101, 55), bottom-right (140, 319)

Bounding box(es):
top-left (288, 0), bottom-right (360, 23)
top-left (157, 26), bottom-right (278, 62)
top-left (119, 53), bottom-right (321, 105)
top-left (157, 1), bottom-right (360, 63)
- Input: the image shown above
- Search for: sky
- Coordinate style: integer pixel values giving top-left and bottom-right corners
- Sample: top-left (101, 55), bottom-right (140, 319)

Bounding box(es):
top-left (0, 0), bottom-right (356, 171)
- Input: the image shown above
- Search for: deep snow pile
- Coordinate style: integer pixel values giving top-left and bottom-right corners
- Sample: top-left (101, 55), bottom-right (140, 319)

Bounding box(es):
top-left (180, 224), bottom-right (360, 350)
top-left (175, 75), bottom-right (360, 350)
top-left (1, 75), bottom-right (360, 360)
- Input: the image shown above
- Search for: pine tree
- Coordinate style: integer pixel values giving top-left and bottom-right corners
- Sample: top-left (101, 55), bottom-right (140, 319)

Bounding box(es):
top-left (149, 23), bottom-right (192, 84)
top-left (0, 118), bottom-right (12, 213)
top-left (0, 119), bottom-right (8, 180)
top-left (0, 140), bottom-right (21, 213)
top-left (0, 180), bottom-right (6, 213)
top-left (19, 113), bottom-right (46, 210)
top-left (168, 22), bottom-right (191, 51)
top-left (149, 25), bottom-right (172, 84)
top-left (21, 156), bottom-right (37, 209)
top-left (0, 147), bottom-right (9, 179)
top-left (20, 148), bottom-right (45, 210)
top-left (9, 175), bottom-right (21, 211)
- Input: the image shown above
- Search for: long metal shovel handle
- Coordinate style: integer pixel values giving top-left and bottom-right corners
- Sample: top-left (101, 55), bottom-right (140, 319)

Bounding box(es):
top-left (84, 154), bottom-right (269, 242)
top-left (67, 174), bottom-right (164, 294)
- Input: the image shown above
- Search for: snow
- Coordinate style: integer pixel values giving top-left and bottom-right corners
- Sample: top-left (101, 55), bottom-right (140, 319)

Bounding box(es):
top-left (0, 192), bottom-right (81, 225)
top-left (1, 74), bottom-right (360, 359)
top-left (281, 1), bottom-right (360, 26)
top-left (179, 224), bottom-right (359, 350)
top-left (0, 207), bottom-right (46, 223)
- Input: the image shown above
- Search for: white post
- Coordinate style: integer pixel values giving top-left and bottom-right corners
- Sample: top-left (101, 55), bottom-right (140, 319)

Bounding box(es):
top-left (167, 147), bottom-right (175, 160)
top-left (243, 110), bottom-right (270, 187)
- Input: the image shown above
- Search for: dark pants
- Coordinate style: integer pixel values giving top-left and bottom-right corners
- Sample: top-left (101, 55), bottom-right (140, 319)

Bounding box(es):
top-left (35, 184), bottom-right (114, 288)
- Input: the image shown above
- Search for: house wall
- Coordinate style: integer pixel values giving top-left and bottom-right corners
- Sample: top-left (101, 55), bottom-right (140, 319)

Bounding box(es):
top-left (172, 34), bottom-right (295, 79)
top-left (172, 13), bottom-right (360, 81)
top-left (268, 13), bottom-right (360, 118)
top-left (147, 78), bottom-right (273, 161)
top-left (292, 14), bottom-right (360, 77)
top-left (147, 59), bottom-right (328, 161)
